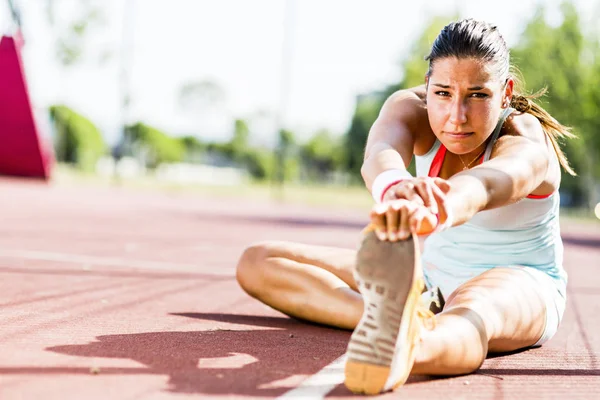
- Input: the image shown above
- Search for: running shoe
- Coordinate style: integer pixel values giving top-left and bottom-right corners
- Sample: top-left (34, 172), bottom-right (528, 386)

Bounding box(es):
top-left (344, 230), bottom-right (435, 394)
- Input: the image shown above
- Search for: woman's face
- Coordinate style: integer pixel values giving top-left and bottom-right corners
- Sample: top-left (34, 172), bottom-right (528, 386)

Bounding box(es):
top-left (426, 57), bottom-right (513, 155)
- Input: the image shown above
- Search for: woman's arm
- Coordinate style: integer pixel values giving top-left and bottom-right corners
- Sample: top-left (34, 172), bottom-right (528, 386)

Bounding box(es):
top-left (361, 89), bottom-right (430, 190)
top-left (443, 113), bottom-right (552, 226)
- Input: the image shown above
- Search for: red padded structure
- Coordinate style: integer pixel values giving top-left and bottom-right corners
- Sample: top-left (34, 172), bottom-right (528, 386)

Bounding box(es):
top-left (0, 34), bottom-right (53, 179)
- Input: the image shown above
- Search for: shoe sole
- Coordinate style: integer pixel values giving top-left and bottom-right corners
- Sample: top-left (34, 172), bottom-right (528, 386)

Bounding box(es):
top-left (344, 232), bottom-right (423, 395)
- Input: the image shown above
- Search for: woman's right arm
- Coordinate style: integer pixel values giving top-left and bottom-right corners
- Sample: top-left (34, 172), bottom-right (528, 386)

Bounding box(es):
top-left (361, 86), bottom-right (432, 194)
top-left (361, 87), bottom-right (452, 240)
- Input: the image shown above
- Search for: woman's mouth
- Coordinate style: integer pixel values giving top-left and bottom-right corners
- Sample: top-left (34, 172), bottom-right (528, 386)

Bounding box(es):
top-left (445, 131), bottom-right (474, 139)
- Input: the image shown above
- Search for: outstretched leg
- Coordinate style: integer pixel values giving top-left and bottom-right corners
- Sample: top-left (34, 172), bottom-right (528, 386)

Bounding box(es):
top-left (343, 232), bottom-right (550, 394)
top-left (412, 266), bottom-right (548, 375)
top-left (236, 241), bottom-right (363, 330)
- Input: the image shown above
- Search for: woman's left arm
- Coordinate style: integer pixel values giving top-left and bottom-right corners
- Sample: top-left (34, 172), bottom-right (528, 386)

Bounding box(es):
top-left (443, 115), bottom-right (551, 226)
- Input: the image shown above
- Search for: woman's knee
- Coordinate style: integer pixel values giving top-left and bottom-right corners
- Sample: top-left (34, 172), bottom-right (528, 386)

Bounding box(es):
top-left (236, 242), bottom-right (273, 296)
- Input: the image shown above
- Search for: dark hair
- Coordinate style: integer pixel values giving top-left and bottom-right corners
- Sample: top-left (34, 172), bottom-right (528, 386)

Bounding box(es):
top-left (426, 19), bottom-right (576, 176)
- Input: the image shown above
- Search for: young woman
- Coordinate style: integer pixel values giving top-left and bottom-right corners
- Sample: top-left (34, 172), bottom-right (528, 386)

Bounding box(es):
top-left (236, 19), bottom-right (574, 394)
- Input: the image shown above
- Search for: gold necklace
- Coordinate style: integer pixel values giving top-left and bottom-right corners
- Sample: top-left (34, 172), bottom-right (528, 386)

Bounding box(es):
top-left (458, 147), bottom-right (486, 170)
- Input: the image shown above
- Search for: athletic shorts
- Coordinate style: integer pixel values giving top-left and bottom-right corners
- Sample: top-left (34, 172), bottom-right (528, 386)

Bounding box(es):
top-left (422, 264), bottom-right (566, 347)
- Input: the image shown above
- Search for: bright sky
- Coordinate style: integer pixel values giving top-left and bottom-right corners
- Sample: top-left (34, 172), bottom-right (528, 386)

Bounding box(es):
top-left (5, 0), bottom-right (599, 146)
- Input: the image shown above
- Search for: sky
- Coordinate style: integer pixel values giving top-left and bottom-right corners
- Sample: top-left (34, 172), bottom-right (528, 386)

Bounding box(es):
top-left (3, 0), bottom-right (599, 146)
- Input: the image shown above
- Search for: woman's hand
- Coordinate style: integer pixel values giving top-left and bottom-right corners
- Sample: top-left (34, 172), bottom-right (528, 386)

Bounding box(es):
top-left (369, 199), bottom-right (438, 241)
top-left (382, 177), bottom-right (451, 215)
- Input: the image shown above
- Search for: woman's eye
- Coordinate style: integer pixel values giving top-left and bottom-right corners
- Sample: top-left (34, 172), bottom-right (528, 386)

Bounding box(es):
top-left (435, 91), bottom-right (450, 97)
top-left (470, 92), bottom-right (488, 98)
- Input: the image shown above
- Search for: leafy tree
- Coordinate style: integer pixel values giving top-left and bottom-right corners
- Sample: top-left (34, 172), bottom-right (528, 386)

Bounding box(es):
top-left (178, 80), bottom-right (226, 110)
top-left (179, 135), bottom-right (206, 163)
top-left (301, 129), bottom-right (344, 181)
top-left (343, 92), bottom-right (385, 182)
top-left (273, 129), bottom-right (299, 183)
top-left (242, 149), bottom-right (273, 181)
top-left (50, 105), bottom-right (107, 172)
top-left (124, 122), bottom-right (185, 168)
top-left (511, 2), bottom-right (600, 207)
top-left (230, 119), bottom-right (250, 162)
top-left (45, 0), bottom-right (109, 66)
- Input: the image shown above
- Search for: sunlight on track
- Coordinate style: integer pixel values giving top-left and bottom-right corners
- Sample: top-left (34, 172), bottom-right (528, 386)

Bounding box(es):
top-left (276, 355), bottom-right (346, 399)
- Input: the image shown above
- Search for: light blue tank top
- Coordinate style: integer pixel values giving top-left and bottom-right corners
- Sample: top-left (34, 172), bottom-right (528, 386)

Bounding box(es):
top-left (414, 108), bottom-right (567, 298)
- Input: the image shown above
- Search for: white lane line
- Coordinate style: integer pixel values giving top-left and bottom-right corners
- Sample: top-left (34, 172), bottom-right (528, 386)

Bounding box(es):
top-left (0, 249), bottom-right (235, 276)
top-left (277, 354), bottom-right (346, 399)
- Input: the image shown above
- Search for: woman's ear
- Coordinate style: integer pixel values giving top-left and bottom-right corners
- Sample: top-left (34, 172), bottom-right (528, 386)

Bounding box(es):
top-left (503, 78), bottom-right (514, 108)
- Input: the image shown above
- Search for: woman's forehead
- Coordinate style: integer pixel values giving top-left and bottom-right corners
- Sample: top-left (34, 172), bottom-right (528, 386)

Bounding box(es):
top-left (429, 57), bottom-right (500, 87)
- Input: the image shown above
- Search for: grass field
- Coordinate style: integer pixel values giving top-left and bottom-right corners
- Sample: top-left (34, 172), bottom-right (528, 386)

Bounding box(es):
top-left (51, 164), bottom-right (375, 211)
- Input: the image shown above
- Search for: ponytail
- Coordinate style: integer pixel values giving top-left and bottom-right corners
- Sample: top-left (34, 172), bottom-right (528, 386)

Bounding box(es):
top-left (509, 71), bottom-right (576, 176)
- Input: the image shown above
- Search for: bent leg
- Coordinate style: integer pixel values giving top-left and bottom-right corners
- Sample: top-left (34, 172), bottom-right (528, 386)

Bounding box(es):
top-left (412, 267), bottom-right (547, 375)
top-left (236, 241), bottom-right (363, 330)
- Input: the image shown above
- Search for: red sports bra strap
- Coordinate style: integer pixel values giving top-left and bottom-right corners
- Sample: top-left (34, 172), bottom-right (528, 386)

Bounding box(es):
top-left (429, 145), bottom-right (446, 178)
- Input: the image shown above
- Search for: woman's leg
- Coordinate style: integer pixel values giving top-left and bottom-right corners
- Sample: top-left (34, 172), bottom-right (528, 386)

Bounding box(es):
top-left (412, 267), bottom-right (547, 375)
top-left (236, 241), bottom-right (363, 330)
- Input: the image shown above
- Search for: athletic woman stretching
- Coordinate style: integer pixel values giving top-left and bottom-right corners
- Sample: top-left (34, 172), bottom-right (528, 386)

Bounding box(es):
top-left (236, 19), bottom-right (573, 394)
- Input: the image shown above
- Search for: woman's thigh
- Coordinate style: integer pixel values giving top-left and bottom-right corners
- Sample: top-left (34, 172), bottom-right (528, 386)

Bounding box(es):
top-left (442, 267), bottom-right (549, 352)
top-left (244, 240), bottom-right (359, 290)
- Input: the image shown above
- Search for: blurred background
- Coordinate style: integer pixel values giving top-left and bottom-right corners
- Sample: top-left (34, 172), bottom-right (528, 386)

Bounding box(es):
top-left (1, 0), bottom-right (599, 217)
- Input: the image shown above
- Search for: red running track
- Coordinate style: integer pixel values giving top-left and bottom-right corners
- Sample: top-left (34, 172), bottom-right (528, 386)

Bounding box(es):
top-left (0, 178), bottom-right (598, 399)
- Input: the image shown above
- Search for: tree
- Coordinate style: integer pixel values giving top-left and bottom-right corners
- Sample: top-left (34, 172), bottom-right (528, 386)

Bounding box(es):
top-left (45, 0), bottom-right (110, 67)
top-left (178, 80), bottom-right (226, 111)
top-left (511, 2), bottom-right (600, 207)
top-left (230, 119), bottom-right (250, 162)
top-left (343, 93), bottom-right (383, 182)
top-left (124, 123), bottom-right (185, 168)
top-left (300, 129), bottom-right (343, 181)
top-left (179, 136), bottom-right (206, 163)
top-left (50, 105), bottom-right (107, 172)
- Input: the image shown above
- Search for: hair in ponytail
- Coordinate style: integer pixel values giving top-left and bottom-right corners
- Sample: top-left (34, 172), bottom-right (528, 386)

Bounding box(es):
top-left (509, 70), bottom-right (576, 175)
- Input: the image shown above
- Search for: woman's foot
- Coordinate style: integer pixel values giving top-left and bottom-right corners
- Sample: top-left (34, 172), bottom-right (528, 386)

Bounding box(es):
top-left (344, 231), bottom-right (434, 394)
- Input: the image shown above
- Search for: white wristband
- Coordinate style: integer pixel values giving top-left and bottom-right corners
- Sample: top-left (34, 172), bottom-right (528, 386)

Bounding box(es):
top-left (371, 169), bottom-right (413, 203)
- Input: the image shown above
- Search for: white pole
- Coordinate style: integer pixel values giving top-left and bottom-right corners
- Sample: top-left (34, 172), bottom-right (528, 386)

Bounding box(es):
top-left (273, 0), bottom-right (294, 198)
top-left (115, 0), bottom-right (135, 180)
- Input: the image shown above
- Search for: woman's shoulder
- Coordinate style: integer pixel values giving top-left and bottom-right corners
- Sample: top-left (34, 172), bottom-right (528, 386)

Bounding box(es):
top-left (381, 87), bottom-right (436, 154)
top-left (383, 87), bottom-right (427, 113)
top-left (502, 110), bottom-right (546, 144)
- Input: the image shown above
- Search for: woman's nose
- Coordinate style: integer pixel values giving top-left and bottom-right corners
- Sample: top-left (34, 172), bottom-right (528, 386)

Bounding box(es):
top-left (448, 99), bottom-right (468, 126)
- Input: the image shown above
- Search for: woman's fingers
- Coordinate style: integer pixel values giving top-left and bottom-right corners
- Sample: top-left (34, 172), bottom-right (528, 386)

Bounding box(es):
top-left (386, 178), bottom-right (450, 215)
top-left (431, 184), bottom-right (451, 226)
top-left (410, 206), bottom-right (437, 235)
top-left (385, 203), bottom-right (400, 241)
top-left (388, 182), bottom-right (424, 205)
top-left (414, 179), bottom-right (437, 214)
top-left (370, 200), bottom-right (411, 241)
top-left (370, 203), bottom-right (388, 240)
top-left (433, 177), bottom-right (452, 194)
top-left (396, 201), bottom-right (412, 240)
top-left (370, 198), bottom-right (441, 241)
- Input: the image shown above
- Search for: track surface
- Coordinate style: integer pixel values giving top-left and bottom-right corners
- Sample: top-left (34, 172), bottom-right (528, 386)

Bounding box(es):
top-left (0, 178), bottom-right (598, 399)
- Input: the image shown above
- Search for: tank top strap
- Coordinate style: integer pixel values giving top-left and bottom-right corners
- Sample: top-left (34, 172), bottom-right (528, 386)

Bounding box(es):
top-left (483, 107), bottom-right (515, 161)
